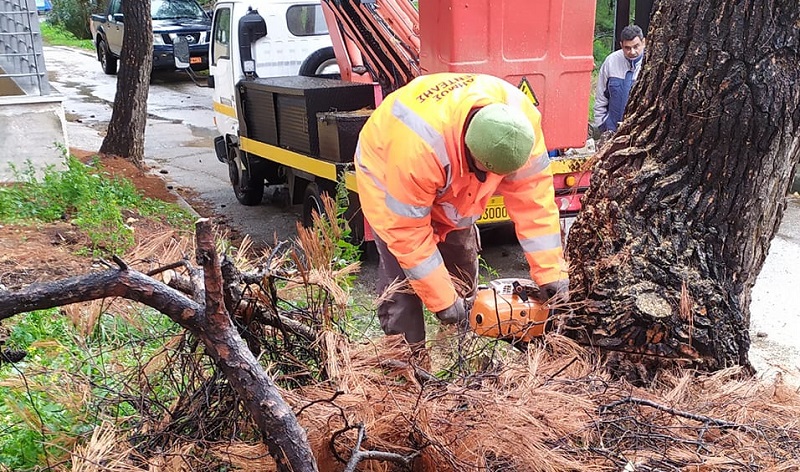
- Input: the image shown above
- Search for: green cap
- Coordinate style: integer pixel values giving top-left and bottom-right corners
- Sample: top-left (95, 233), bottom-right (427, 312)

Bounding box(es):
top-left (465, 103), bottom-right (535, 175)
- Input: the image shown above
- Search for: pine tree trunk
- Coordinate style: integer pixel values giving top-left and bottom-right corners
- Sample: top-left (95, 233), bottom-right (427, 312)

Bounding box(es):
top-left (99, 0), bottom-right (153, 169)
top-left (565, 0), bottom-right (800, 372)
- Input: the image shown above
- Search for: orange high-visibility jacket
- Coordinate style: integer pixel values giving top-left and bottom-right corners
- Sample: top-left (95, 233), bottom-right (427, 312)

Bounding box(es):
top-left (355, 73), bottom-right (565, 312)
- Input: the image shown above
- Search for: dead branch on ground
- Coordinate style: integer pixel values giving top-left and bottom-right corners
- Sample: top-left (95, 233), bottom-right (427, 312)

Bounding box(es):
top-left (0, 219), bottom-right (319, 472)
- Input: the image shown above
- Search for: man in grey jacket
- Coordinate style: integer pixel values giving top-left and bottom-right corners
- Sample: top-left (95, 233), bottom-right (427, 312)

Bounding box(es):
top-left (594, 25), bottom-right (646, 134)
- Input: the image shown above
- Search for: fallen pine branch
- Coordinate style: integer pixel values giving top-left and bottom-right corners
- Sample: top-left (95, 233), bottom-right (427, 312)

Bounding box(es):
top-left (0, 219), bottom-right (319, 472)
top-left (600, 396), bottom-right (757, 434)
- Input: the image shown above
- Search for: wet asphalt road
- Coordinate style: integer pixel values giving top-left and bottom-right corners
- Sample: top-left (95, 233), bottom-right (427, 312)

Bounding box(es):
top-left (42, 45), bottom-right (800, 382)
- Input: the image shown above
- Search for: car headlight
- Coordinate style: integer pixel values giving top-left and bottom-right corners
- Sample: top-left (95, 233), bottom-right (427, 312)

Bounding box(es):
top-left (153, 34), bottom-right (166, 45)
top-left (200, 31), bottom-right (209, 44)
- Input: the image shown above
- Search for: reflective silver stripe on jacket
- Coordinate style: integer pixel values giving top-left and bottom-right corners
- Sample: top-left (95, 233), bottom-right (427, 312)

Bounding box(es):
top-left (459, 215), bottom-right (480, 228)
top-left (506, 151), bottom-right (551, 181)
top-left (355, 142), bottom-right (386, 192)
top-left (356, 141), bottom-right (433, 220)
top-left (503, 82), bottom-right (525, 109)
top-left (392, 100), bottom-right (453, 192)
top-left (440, 202), bottom-right (479, 229)
top-left (404, 248), bottom-right (444, 281)
top-left (519, 233), bottom-right (562, 254)
top-left (386, 193), bottom-right (431, 218)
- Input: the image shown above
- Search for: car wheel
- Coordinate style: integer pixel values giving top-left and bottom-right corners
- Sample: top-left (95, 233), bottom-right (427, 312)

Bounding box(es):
top-left (99, 39), bottom-right (118, 75)
top-left (228, 147), bottom-right (265, 206)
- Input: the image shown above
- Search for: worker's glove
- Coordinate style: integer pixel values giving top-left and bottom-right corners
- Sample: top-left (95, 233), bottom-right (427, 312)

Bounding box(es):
top-left (536, 279), bottom-right (570, 305)
top-left (435, 297), bottom-right (467, 325)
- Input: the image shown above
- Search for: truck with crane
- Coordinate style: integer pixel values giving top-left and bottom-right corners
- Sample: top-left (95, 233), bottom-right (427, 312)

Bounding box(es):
top-left (181, 0), bottom-right (597, 243)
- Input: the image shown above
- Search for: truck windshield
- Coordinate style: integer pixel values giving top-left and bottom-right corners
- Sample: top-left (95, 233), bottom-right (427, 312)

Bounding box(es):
top-left (152, 0), bottom-right (205, 20)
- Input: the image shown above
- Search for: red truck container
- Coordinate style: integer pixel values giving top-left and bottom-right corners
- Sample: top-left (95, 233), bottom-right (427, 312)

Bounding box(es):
top-left (419, 0), bottom-right (597, 151)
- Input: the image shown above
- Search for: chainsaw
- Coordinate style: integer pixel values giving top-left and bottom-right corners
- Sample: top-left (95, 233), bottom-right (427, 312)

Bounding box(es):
top-left (468, 278), bottom-right (550, 343)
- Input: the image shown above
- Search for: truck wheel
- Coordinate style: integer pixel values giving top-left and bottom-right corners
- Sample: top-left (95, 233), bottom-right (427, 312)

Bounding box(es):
top-left (228, 147), bottom-right (265, 206)
top-left (299, 47), bottom-right (339, 77)
top-left (98, 39), bottom-right (118, 75)
top-left (302, 182), bottom-right (334, 228)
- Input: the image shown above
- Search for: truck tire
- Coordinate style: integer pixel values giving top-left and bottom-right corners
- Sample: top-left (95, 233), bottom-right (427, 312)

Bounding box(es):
top-left (302, 181), bottom-right (334, 228)
top-left (98, 39), bottom-right (118, 75)
top-left (299, 47), bottom-right (339, 77)
top-left (228, 147), bottom-right (265, 206)
top-left (303, 181), bottom-right (376, 261)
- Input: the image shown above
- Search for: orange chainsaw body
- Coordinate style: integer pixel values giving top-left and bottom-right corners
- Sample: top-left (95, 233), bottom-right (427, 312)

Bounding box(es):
top-left (469, 279), bottom-right (549, 342)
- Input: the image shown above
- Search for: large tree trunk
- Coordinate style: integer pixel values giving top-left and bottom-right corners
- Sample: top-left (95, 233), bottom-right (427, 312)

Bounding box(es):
top-left (565, 0), bottom-right (800, 372)
top-left (99, 0), bottom-right (153, 169)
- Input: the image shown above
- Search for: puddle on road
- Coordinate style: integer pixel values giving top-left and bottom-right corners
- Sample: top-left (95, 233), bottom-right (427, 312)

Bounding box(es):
top-left (188, 124), bottom-right (218, 141)
top-left (145, 119), bottom-right (215, 149)
top-left (74, 85), bottom-right (107, 105)
top-left (184, 136), bottom-right (214, 148)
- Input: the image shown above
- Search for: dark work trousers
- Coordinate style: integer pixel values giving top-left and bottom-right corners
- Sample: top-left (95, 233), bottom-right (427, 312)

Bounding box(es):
top-left (373, 226), bottom-right (481, 345)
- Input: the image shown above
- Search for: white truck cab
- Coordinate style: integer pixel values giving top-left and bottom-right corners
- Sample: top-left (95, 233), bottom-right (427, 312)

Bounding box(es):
top-left (209, 0), bottom-right (336, 140)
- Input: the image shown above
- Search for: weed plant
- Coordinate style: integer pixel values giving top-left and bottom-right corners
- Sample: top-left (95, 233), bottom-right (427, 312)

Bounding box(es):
top-left (0, 156), bottom-right (194, 256)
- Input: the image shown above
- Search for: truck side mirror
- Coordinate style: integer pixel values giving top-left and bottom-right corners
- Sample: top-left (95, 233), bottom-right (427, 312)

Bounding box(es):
top-left (238, 9), bottom-right (267, 79)
top-left (173, 36), bottom-right (191, 70)
top-left (173, 36), bottom-right (210, 88)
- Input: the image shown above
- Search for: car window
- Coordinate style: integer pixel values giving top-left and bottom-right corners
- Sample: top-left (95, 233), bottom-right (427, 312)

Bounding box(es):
top-left (109, 0), bottom-right (121, 15)
top-left (152, 0), bottom-right (206, 20)
top-left (286, 4), bottom-right (329, 36)
top-left (212, 6), bottom-right (231, 64)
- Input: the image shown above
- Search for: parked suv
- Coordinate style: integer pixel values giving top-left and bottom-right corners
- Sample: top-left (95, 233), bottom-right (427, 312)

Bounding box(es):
top-left (90, 0), bottom-right (212, 75)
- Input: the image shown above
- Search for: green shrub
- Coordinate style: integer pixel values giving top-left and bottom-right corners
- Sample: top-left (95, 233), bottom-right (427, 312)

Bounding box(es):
top-left (0, 307), bottom-right (182, 470)
top-left (48, 0), bottom-right (95, 40)
top-left (594, 0), bottom-right (615, 67)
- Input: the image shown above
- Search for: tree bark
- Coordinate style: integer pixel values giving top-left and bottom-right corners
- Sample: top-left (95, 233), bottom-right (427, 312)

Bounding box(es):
top-left (99, 0), bottom-right (153, 169)
top-left (566, 0), bottom-right (800, 372)
top-left (0, 220), bottom-right (319, 472)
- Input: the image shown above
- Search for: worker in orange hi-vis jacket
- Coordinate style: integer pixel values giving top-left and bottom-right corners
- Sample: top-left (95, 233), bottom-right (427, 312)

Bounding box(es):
top-left (355, 72), bottom-right (569, 346)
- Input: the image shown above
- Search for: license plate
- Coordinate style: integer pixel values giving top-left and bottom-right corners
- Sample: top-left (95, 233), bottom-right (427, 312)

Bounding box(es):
top-left (190, 56), bottom-right (202, 64)
top-left (478, 197), bottom-right (509, 225)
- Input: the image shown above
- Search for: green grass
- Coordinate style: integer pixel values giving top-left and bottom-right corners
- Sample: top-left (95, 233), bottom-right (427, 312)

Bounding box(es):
top-left (39, 21), bottom-right (94, 50)
top-left (0, 154), bottom-right (195, 256)
top-left (0, 307), bottom-right (183, 470)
